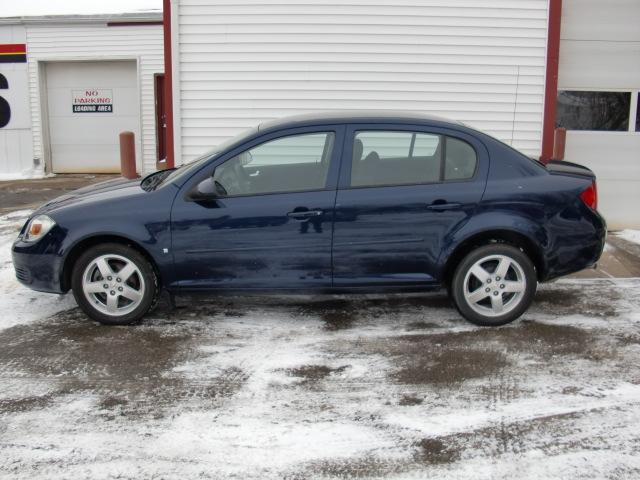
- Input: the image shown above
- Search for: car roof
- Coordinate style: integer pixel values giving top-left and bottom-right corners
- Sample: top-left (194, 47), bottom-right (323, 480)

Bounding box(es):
top-left (258, 110), bottom-right (465, 133)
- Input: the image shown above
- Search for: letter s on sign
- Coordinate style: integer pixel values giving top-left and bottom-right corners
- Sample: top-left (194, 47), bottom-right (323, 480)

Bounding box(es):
top-left (0, 73), bottom-right (10, 129)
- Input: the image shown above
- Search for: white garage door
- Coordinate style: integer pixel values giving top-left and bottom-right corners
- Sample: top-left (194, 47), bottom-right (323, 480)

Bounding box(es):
top-left (558, 0), bottom-right (640, 229)
top-left (45, 60), bottom-right (139, 173)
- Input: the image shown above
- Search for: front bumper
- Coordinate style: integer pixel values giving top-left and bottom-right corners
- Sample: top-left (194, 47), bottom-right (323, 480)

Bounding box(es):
top-left (12, 236), bottom-right (66, 294)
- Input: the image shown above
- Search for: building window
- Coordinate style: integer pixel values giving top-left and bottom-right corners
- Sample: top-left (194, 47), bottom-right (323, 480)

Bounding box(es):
top-left (556, 91), bottom-right (631, 131)
top-left (636, 95), bottom-right (640, 132)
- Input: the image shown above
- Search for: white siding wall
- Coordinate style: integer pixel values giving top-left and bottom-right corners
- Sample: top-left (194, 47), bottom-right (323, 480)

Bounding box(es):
top-left (25, 22), bottom-right (164, 174)
top-left (173, 0), bottom-right (550, 163)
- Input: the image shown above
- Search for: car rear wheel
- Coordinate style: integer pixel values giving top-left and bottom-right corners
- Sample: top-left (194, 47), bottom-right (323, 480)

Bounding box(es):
top-left (451, 244), bottom-right (536, 326)
top-left (71, 243), bottom-right (158, 325)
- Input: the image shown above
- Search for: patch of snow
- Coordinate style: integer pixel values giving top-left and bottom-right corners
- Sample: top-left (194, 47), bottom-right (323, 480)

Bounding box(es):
top-left (617, 229), bottom-right (640, 245)
top-left (0, 210), bottom-right (74, 332)
top-left (150, 413), bottom-right (401, 474)
top-left (384, 383), bottom-right (640, 439)
top-left (0, 170), bottom-right (47, 181)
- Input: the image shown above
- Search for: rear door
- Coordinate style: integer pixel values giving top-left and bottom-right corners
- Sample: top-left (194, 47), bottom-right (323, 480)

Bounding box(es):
top-left (331, 124), bottom-right (488, 287)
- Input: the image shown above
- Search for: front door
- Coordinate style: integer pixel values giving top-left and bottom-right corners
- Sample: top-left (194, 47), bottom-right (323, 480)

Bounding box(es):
top-left (332, 125), bottom-right (488, 287)
top-left (171, 127), bottom-right (344, 290)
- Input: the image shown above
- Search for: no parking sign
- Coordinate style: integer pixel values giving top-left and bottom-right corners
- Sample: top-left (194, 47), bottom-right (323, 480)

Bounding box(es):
top-left (72, 89), bottom-right (114, 113)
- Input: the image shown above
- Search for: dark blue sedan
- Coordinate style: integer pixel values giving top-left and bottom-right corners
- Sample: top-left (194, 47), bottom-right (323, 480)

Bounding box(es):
top-left (12, 112), bottom-right (606, 326)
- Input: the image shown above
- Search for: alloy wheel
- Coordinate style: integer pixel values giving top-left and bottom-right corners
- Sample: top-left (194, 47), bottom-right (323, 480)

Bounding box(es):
top-left (462, 254), bottom-right (526, 318)
top-left (81, 254), bottom-right (145, 316)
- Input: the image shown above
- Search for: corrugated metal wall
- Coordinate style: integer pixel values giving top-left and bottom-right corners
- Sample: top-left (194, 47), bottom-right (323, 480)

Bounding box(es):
top-left (26, 22), bottom-right (164, 173)
top-left (174, 0), bottom-right (550, 163)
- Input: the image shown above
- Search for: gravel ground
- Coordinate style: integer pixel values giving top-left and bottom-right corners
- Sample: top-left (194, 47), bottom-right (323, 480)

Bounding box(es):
top-left (1, 211), bottom-right (640, 479)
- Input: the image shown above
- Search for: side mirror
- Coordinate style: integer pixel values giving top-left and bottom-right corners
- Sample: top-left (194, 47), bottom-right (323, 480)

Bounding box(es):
top-left (189, 177), bottom-right (217, 201)
top-left (188, 176), bottom-right (227, 201)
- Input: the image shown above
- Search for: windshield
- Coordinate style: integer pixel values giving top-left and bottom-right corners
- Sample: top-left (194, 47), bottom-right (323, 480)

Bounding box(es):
top-left (154, 126), bottom-right (259, 189)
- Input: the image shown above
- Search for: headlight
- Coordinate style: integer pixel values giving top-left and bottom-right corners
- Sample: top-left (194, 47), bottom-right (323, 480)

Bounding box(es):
top-left (24, 215), bottom-right (56, 243)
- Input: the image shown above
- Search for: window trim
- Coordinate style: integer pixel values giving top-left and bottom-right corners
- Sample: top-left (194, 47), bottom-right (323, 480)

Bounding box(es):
top-left (344, 127), bottom-right (479, 190)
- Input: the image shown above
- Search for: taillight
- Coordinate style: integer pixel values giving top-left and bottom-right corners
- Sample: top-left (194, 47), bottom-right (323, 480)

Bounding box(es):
top-left (580, 181), bottom-right (598, 210)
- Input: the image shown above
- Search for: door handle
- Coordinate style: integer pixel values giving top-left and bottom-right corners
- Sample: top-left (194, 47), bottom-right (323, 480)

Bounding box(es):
top-left (426, 201), bottom-right (462, 211)
top-left (249, 170), bottom-right (260, 177)
top-left (287, 209), bottom-right (323, 220)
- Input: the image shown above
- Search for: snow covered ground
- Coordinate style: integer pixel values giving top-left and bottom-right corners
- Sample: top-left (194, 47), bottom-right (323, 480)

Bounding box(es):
top-left (1, 211), bottom-right (640, 479)
top-left (0, 171), bottom-right (48, 182)
top-left (618, 230), bottom-right (640, 246)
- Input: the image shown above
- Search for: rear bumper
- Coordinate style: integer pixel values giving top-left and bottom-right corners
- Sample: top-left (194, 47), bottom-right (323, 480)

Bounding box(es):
top-left (542, 208), bottom-right (607, 281)
top-left (589, 209), bottom-right (607, 265)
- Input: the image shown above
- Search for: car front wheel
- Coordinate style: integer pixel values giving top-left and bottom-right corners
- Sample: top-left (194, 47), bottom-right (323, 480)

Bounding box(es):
top-left (451, 244), bottom-right (537, 326)
top-left (71, 243), bottom-right (158, 325)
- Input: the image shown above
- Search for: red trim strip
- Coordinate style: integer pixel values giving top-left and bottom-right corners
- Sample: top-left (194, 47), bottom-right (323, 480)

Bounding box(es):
top-left (163, 0), bottom-right (175, 168)
top-left (0, 43), bottom-right (27, 54)
top-left (540, 0), bottom-right (562, 164)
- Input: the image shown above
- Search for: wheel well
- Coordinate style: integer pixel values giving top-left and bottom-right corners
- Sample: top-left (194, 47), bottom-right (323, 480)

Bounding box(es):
top-left (61, 235), bottom-right (161, 292)
top-left (443, 230), bottom-right (545, 286)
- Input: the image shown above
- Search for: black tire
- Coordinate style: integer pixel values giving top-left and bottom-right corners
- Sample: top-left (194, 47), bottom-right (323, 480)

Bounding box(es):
top-left (71, 243), bottom-right (159, 325)
top-left (451, 244), bottom-right (537, 327)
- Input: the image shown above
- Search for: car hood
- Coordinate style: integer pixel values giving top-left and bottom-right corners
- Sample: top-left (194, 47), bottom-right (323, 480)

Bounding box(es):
top-left (35, 177), bottom-right (144, 215)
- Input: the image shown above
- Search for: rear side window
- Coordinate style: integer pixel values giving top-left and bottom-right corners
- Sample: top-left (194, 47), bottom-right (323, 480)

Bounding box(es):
top-left (351, 131), bottom-right (441, 187)
top-left (445, 137), bottom-right (477, 180)
top-left (350, 131), bottom-right (476, 188)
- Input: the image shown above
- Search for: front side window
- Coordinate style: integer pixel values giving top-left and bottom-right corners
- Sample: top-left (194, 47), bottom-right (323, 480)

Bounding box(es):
top-left (556, 91), bottom-right (631, 131)
top-left (350, 131), bottom-right (476, 188)
top-left (212, 132), bottom-right (334, 196)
